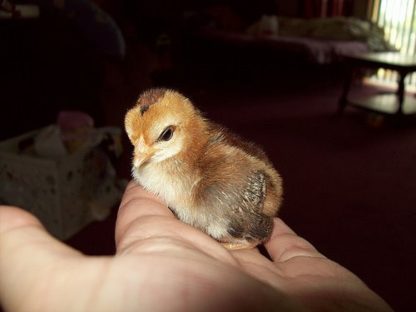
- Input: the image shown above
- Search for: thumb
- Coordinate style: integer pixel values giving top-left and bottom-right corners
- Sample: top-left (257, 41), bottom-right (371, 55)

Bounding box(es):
top-left (0, 206), bottom-right (82, 310)
top-left (0, 205), bottom-right (82, 257)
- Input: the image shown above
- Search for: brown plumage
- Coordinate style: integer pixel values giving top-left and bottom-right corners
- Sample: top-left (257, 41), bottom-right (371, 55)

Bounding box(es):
top-left (125, 88), bottom-right (283, 249)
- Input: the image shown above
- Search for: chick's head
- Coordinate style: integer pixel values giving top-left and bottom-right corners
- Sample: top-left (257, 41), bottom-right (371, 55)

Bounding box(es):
top-left (125, 88), bottom-right (204, 169)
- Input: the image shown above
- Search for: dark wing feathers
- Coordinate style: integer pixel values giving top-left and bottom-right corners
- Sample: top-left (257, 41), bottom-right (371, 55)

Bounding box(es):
top-left (241, 171), bottom-right (266, 209)
top-left (201, 122), bottom-right (275, 243)
top-left (227, 171), bottom-right (273, 242)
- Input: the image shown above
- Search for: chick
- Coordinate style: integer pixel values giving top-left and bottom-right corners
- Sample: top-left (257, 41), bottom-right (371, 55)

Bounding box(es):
top-left (125, 88), bottom-right (283, 249)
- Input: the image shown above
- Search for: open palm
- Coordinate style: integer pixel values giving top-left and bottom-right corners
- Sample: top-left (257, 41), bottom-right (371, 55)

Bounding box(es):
top-left (0, 183), bottom-right (391, 311)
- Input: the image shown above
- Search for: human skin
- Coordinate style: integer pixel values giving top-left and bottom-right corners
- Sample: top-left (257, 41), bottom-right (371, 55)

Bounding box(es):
top-left (0, 182), bottom-right (392, 311)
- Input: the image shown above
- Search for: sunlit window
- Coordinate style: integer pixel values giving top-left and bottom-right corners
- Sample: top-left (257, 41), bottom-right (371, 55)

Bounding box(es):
top-left (370, 0), bottom-right (416, 87)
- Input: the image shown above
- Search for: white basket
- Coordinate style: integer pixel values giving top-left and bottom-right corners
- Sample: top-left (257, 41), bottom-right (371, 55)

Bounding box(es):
top-left (0, 127), bottom-right (123, 240)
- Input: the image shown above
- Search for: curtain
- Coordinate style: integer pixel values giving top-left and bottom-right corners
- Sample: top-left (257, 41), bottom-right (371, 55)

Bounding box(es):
top-left (303, 0), bottom-right (352, 18)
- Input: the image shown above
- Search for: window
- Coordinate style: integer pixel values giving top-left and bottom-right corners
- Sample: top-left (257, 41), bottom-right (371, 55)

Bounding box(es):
top-left (370, 0), bottom-right (416, 87)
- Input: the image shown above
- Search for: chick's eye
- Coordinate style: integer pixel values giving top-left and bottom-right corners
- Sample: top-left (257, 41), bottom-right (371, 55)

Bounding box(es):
top-left (158, 126), bottom-right (174, 141)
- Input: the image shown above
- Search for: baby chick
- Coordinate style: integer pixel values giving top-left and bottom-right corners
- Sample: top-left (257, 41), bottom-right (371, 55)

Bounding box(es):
top-left (125, 88), bottom-right (283, 249)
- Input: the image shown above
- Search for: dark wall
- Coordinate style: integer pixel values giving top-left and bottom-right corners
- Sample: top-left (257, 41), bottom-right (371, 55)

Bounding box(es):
top-left (275, 1), bottom-right (301, 16)
top-left (1, 10), bottom-right (105, 140)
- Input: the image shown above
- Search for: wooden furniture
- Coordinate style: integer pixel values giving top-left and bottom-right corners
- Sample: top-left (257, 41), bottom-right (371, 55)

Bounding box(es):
top-left (338, 52), bottom-right (416, 116)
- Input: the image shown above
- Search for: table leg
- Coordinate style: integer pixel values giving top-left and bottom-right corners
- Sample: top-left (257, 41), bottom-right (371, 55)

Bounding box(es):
top-left (338, 66), bottom-right (353, 115)
top-left (397, 72), bottom-right (406, 115)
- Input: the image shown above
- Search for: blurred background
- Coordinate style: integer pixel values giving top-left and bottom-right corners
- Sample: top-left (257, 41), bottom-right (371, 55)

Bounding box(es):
top-left (1, 0), bottom-right (415, 310)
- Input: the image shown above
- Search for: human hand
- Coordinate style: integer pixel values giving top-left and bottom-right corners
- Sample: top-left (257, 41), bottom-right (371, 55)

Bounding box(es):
top-left (0, 182), bottom-right (392, 311)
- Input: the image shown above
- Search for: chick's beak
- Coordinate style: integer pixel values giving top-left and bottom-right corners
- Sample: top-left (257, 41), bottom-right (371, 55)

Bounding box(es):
top-left (133, 137), bottom-right (152, 168)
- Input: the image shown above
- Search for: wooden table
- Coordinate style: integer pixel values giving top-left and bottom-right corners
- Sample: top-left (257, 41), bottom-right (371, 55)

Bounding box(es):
top-left (338, 52), bottom-right (416, 116)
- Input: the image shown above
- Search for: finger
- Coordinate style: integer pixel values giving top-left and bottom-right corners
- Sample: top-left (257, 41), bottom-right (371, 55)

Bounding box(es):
top-left (265, 218), bottom-right (325, 262)
top-left (114, 183), bottom-right (238, 264)
top-left (0, 206), bottom-right (82, 257)
top-left (120, 181), bottom-right (169, 216)
top-left (115, 181), bottom-right (175, 245)
top-left (115, 182), bottom-right (214, 250)
top-left (0, 206), bottom-right (82, 310)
